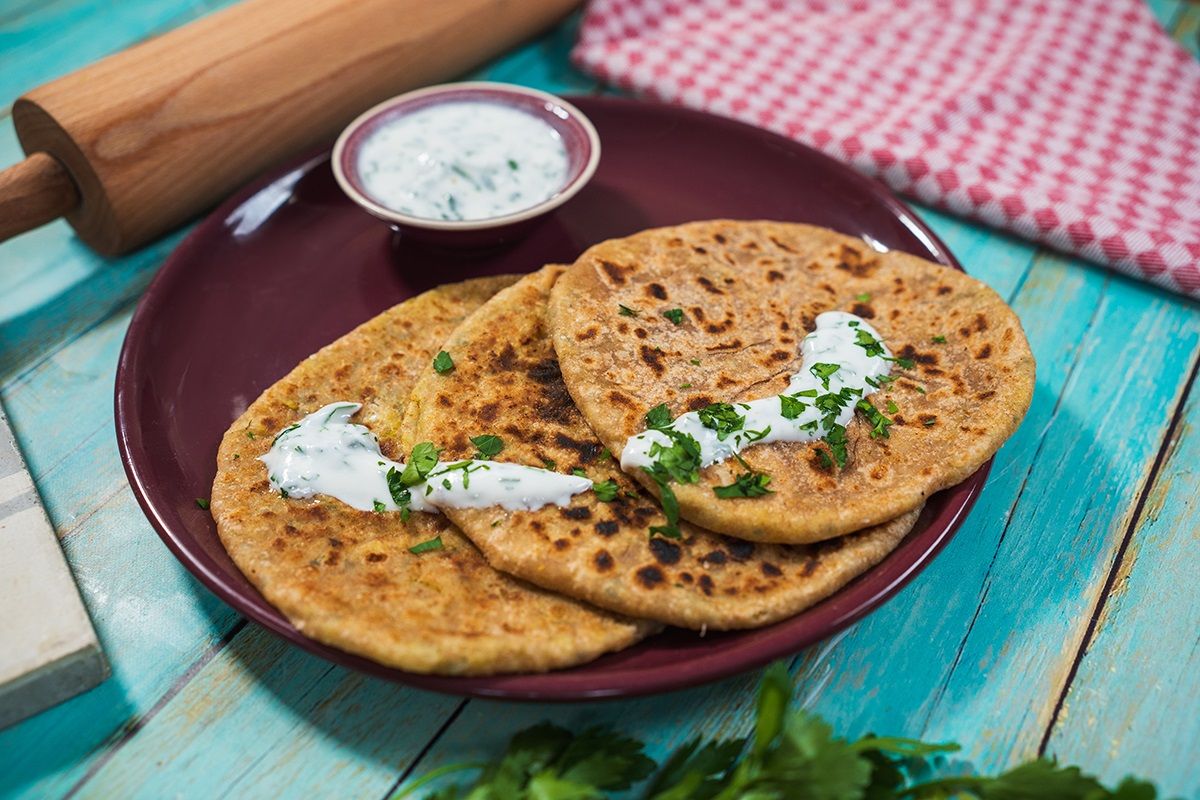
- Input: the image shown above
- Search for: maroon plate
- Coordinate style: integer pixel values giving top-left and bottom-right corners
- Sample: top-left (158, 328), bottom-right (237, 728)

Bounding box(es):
top-left (115, 96), bottom-right (988, 700)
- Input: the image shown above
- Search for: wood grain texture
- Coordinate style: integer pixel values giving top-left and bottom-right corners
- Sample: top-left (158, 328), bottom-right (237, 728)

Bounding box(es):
top-left (0, 153), bottom-right (78, 245)
top-left (1, 1), bottom-right (1198, 798)
top-left (1045, 371), bottom-right (1200, 799)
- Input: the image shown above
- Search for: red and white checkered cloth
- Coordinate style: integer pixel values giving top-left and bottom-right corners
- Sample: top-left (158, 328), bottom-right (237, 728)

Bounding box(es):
top-left (573, 0), bottom-right (1200, 298)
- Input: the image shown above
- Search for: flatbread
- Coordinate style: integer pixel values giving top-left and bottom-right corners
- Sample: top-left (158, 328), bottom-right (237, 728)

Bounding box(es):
top-left (210, 277), bottom-right (653, 676)
top-left (548, 221), bottom-right (1035, 543)
top-left (404, 266), bottom-right (918, 630)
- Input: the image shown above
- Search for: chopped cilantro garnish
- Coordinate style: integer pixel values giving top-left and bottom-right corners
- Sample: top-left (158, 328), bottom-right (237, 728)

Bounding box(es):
top-left (432, 350), bottom-right (454, 374)
top-left (932, 335), bottom-right (947, 343)
top-left (646, 430), bottom-right (702, 484)
top-left (400, 441), bottom-right (441, 486)
top-left (679, 382), bottom-right (693, 389)
top-left (386, 467), bottom-right (412, 511)
top-left (886, 400), bottom-right (899, 414)
top-left (714, 472), bottom-right (774, 498)
top-left (698, 402), bottom-right (745, 440)
top-left (821, 424), bottom-right (849, 470)
top-left (469, 434), bottom-right (504, 459)
top-left (644, 403), bottom-right (673, 430)
top-left (572, 468), bottom-right (587, 478)
top-left (663, 308), bottom-right (685, 325)
top-left (542, 458), bottom-right (557, 470)
top-left (619, 304), bottom-right (640, 317)
top-left (646, 472), bottom-right (683, 540)
top-left (271, 423), bottom-right (300, 444)
top-left (856, 399), bottom-right (893, 439)
top-left (886, 355), bottom-right (915, 369)
top-left (442, 478), bottom-right (452, 490)
top-left (600, 447), bottom-right (613, 460)
top-left (924, 417), bottom-right (937, 427)
top-left (408, 536), bottom-right (443, 554)
top-left (854, 328), bottom-right (887, 358)
top-left (739, 426), bottom-right (771, 445)
top-left (593, 479), bottom-right (620, 502)
top-left (372, 499), bottom-right (385, 513)
top-left (245, 429), bottom-right (257, 440)
top-left (689, 358), bottom-right (701, 365)
top-left (195, 498), bottom-right (210, 510)
top-left (779, 394), bottom-right (807, 420)
top-left (507, 158), bottom-right (519, 170)
top-left (914, 384), bottom-right (927, 394)
top-left (810, 362), bottom-right (841, 388)
top-left (855, 292), bottom-right (871, 302)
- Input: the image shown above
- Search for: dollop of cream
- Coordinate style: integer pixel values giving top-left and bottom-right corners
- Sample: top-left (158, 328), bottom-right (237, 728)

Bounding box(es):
top-left (261, 403), bottom-right (591, 513)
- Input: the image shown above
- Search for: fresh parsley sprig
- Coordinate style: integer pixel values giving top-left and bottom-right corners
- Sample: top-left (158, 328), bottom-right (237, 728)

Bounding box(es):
top-left (397, 662), bottom-right (1169, 800)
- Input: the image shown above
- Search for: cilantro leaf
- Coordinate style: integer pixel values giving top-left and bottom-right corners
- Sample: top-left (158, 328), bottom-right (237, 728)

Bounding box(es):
top-left (194, 498), bottom-right (210, 510)
top-left (779, 394), bottom-right (807, 420)
top-left (407, 536), bottom-right (442, 554)
top-left (643, 737), bottom-right (744, 800)
top-left (385, 467), bottom-right (412, 510)
top-left (645, 403), bottom-right (673, 430)
top-left (619, 304), bottom-right (640, 317)
top-left (663, 308), bottom-right (685, 325)
top-left (646, 430), bottom-right (702, 485)
top-left (856, 399), bottom-right (894, 439)
top-left (820, 424), bottom-right (849, 470)
top-left (932, 335), bottom-right (947, 344)
top-left (714, 472), bottom-right (773, 499)
top-left (856, 292), bottom-right (872, 302)
top-left (645, 469), bottom-right (683, 539)
top-left (854, 328), bottom-right (887, 358)
top-left (698, 402), bottom-right (745, 440)
top-left (470, 434), bottom-right (504, 460)
top-left (400, 441), bottom-right (441, 486)
top-left (555, 728), bottom-right (656, 790)
top-left (593, 479), bottom-right (619, 501)
top-left (810, 362), bottom-right (841, 388)
top-left (432, 350), bottom-right (454, 374)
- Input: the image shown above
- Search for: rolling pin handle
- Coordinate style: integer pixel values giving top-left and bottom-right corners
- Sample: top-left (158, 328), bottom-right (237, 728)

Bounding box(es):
top-left (0, 152), bottom-right (80, 246)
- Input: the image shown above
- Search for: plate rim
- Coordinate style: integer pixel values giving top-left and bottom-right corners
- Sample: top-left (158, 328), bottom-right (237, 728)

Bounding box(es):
top-left (115, 94), bottom-right (986, 700)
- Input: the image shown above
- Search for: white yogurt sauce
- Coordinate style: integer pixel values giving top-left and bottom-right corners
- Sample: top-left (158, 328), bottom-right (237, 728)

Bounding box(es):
top-left (621, 312), bottom-right (894, 471)
top-left (356, 102), bottom-right (569, 221)
top-left (261, 403), bottom-right (591, 513)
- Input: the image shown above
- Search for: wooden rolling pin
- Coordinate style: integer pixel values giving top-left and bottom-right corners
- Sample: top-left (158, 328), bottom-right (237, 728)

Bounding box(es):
top-left (0, 0), bottom-right (580, 255)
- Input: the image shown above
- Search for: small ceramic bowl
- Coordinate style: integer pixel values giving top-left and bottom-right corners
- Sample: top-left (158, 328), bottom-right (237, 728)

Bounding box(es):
top-left (332, 82), bottom-right (601, 248)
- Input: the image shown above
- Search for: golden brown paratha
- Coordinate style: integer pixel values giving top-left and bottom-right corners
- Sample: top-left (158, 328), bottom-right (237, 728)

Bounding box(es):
top-left (403, 266), bottom-right (918, 630)
top-left (548, 221), bottom-right (1035, 543)
top-left (210, 277), bottom-right (653, 676)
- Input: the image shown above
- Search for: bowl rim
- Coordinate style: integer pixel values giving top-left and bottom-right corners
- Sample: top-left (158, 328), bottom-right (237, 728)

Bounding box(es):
top-left (331, 81), bottom-right (602, 231)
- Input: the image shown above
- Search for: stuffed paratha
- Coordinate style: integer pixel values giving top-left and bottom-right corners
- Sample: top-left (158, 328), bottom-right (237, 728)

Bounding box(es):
top-left (211, 277), bottom-right (653, 676)
top-left (404, 266), bottom-right (918, 630)
top-left (548, 221), bottom-right (1034, 543)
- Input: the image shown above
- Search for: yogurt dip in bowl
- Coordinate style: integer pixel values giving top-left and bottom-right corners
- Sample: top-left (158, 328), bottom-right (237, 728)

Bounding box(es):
top-left (333, 82), bottom-right (600, 247)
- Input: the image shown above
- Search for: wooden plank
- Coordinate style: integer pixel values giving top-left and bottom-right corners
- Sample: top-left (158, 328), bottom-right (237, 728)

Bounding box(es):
top-left (71, 626), bottom-right (461, 800)
top-left (1045, 371), bottom-right (1200, 799)
top-left (0, 406), bottom-right (107, 729)
top-left (0, 309), bottom-right (243, 798)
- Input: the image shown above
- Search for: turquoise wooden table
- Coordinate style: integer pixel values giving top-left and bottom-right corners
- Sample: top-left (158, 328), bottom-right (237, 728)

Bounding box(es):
top-left (2, 2), bottom-right (1199, 797)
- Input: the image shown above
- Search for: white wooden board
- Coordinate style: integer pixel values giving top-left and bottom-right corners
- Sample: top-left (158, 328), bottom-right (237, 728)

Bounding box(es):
top-left (0, 407), bottom-right (107, 729)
